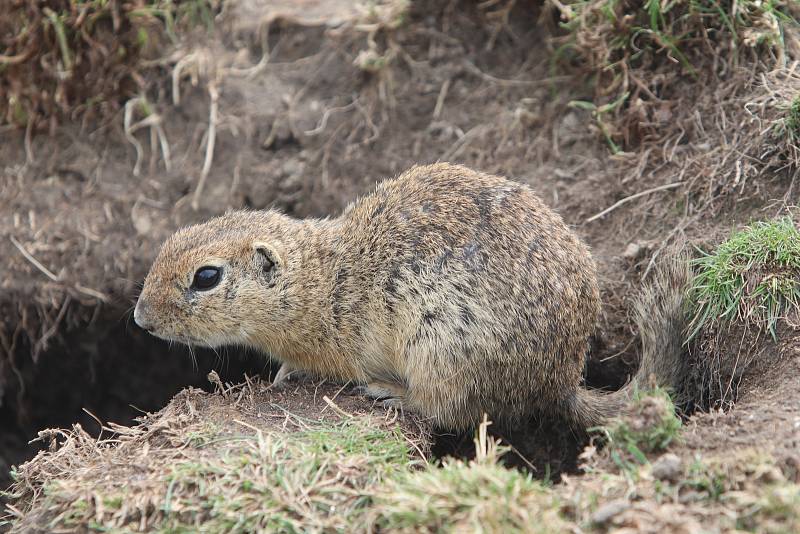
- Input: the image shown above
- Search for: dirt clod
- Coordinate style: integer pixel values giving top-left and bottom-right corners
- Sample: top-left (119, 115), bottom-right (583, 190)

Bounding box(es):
top-left (591, 499), bottom-right (630, 525)
top-left (651, 453), bottom-right (683, 482)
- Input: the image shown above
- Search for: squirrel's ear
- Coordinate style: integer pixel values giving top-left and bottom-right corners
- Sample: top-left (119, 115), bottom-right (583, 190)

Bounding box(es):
top-left (253, 242), bottom-right (283, 282)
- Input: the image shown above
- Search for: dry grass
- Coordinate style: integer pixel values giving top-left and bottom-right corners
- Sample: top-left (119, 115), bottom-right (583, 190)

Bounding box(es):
top-left (547, 0), bottom-right (800, 229)
top-left (551, 0), bottom-right (799, 150)
top-left (374, 459), bottom-right (565, 533)
top-left (674, 67), bottom-right (800, 212)
top-left (0, 0), bottom-right (218, 131)
top-left (578, 62), bottom-right (800, 272)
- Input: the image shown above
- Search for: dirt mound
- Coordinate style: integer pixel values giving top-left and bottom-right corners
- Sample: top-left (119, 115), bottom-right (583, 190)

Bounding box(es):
top-left (3, 377), bottom-right (431, 532)
top-left (5, 367), bottom-right (800, 532)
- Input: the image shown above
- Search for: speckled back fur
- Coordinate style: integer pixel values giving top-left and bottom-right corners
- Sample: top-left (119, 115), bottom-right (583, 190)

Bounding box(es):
top-left (329, 164), bottom-right (600, 429)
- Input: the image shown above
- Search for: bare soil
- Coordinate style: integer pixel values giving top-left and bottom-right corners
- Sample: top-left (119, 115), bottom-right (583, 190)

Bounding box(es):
top-left (680, 333), bottom-right (800, 468)
top-left (1, 0), bottom-right (799, 528)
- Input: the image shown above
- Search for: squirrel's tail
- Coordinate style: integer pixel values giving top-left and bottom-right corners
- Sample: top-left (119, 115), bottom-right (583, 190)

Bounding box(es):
top-left (564, 248), bottom-right (692, 430)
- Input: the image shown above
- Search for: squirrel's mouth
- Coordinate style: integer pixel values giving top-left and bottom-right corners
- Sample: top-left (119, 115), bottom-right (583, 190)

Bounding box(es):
top-left (141, 328), bottom-right (185, 345)
top-left (135, 324), bottom-right (195, 347)
top-left (173, 332), bottom-right (231, 349)
top-left (136, 319), bottom-right (233, 350)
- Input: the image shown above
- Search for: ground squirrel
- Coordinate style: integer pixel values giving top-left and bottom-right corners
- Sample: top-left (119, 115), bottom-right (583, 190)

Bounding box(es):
top-left (135, 163), bottom-right (688, 431)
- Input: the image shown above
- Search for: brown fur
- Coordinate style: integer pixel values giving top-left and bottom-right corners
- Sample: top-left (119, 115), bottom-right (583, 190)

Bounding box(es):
top-left (135, 163), bottom-right (689, 431)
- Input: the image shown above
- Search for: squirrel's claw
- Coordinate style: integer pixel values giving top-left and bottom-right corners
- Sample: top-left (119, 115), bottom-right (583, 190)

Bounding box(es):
top-left (271, 363), bottom-right (296, 389)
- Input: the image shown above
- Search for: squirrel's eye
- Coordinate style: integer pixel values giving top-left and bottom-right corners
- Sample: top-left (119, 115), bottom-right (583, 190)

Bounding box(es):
top-left (191, 266), bottom-right (221, 291)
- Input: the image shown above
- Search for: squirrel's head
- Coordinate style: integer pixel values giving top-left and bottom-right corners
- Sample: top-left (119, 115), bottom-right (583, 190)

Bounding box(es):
top-left (134, 211), bottom-right (294, 349)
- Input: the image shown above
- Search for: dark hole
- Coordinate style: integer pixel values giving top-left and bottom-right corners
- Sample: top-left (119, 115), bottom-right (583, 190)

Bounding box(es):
top-left (0, 321), bottom-right (272, 490)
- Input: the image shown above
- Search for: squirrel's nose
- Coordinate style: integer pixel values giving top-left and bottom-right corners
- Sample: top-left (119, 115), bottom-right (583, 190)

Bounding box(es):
top-left (134, 300), bottom-right (155, 332)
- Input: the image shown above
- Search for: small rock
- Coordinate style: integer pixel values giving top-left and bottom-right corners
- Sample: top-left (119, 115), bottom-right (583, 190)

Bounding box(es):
top-left (780, 455), bottom-right (800, 483)
top-left (281, 158), bottom-right (305, 178)
top-left (623, 240), bottom-right (651, 260)
top-left (654, 105), bottom-right (673, 123)
top-left (591, 499), bottom-right (630, 525)
top-left (262, 119), bottom-right (295, 150)
top-left (231, 48), bottom-right (250, 68)
top-left (679, 490), bottom-right (705, 503)
top-left (131, 206), bottom-right (152, 235)
top-left (560, 110), bottom-right (581, 130)
top-left (426, 121), bottom-right (463, 141)
top-left (757, 466), bottom-right (784, 484)
top-left (652, 453), bottom-right (683, 481)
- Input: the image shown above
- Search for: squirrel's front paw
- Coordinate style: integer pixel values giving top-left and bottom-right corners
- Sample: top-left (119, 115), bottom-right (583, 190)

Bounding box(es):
top-left (270, 363), bottom-right (297, 389)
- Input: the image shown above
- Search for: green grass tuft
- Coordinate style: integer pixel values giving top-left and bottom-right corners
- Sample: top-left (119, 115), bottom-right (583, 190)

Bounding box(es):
top-left (375, 458), bottom-right (566, 532)
top-left (602, 388), bottom-right (682, 474)
top-left (787, 96), bottom-right (800, 135)
top-left (689, 217), bottom-right (800, 340)
top-left (776, 95), bottom-right (800, 146)
top-left (685, 457), bottom-right (729, 501)
top-left (744, 485), bottom-right (800, 532)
